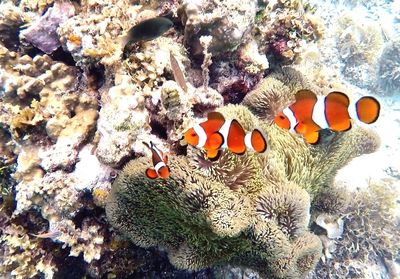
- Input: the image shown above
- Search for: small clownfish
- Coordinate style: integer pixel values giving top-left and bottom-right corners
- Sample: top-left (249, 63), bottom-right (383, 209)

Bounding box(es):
top-left (274, 90), bottom-right (380, 144)
top-left (143, 141), bottom-right (170, 179)
top-left (183, 112), bottom-right (269, 160)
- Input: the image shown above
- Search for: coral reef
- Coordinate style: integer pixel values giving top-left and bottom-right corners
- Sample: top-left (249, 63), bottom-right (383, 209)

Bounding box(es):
top-left (253, 0), bottom-right (323, 62)
top-left (0, 0), bottom-right (395, 277)
top-left (57, 0), bottom-right (136, 68)
top-left (0, 223), bottom-right (57, 279)
top-left (178, 0), bottom-right (257, 56)
top-left (0, 44), bottom-right (78, 100)
top-left (0, 3), bottom-right (27, 50)
top-left (335, 11), bottom-right (384, 88)
top-left (123, 36), bottom-right (188, 94)
top-left (20, 1), bottom-right (75, 54)
top-left (107, 93), bottom-right (379, 278)
top-left (95, 74), bottom-right (150, 167)
top-left (377, 38), bottom-right (400, 95)
top-left (18, 0), bottom-right (54, 14)
top-left (311, 182), bottom-right (400, 278)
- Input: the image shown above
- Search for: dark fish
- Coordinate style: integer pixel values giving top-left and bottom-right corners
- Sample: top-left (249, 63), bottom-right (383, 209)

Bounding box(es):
top-left (122, 16), bottom-right (173, 58)
top-left (169, 51), bottom-right (188, 93)
top-left (126, 16), bottom-right (173, 44)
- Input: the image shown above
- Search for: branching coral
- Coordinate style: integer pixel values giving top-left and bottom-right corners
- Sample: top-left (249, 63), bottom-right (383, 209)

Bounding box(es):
top-left (54, 218), bottom-right (106, 263)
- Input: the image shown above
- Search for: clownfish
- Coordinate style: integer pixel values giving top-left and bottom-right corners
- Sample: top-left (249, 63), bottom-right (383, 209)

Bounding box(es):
top-left (183, 112), bottom-right (269, 159)
top-left (143, 141), bottom-right (170, 179)
top-left (274, 90), bottom-right (380, 144)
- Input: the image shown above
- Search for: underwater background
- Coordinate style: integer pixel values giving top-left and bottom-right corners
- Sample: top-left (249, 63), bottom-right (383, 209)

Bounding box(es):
top-left (0, 0), bottom-right (399, 278)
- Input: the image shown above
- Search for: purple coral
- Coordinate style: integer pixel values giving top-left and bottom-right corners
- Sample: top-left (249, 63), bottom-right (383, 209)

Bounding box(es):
top-left (20, 2), bottom-right (75, 54)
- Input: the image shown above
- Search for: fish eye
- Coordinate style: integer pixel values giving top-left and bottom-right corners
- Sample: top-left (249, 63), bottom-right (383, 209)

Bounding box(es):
top-left (279, 115), bottom-right (285, 120)
top-left (191, 133), bottom-right (196, 137)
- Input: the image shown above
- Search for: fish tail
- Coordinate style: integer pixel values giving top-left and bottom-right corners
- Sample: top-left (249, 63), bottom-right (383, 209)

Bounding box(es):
top-left (355, 96), bottom-right (380, 124)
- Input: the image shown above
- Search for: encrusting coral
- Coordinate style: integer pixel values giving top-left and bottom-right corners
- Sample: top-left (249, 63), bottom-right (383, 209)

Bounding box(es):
top-left (95, 74), bottom-right (150, 167)
top-left (107, 69), bottom-right (380, 277)
top-left (123, 36), bottom-right (188, 94)
top-left (57, 0), bottom-right (136, 69)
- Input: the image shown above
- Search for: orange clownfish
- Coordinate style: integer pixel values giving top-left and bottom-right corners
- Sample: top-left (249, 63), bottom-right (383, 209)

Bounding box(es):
top-left (183, 112), bottom-right (269, 160)
top-left (143, 141), bottom-right (170, 179)
top-left (274, 90), bottom-right (380, 144)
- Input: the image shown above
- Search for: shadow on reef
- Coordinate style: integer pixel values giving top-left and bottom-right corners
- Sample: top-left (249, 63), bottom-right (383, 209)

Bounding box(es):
top-left (55, 246), bottom-right (215, 279)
